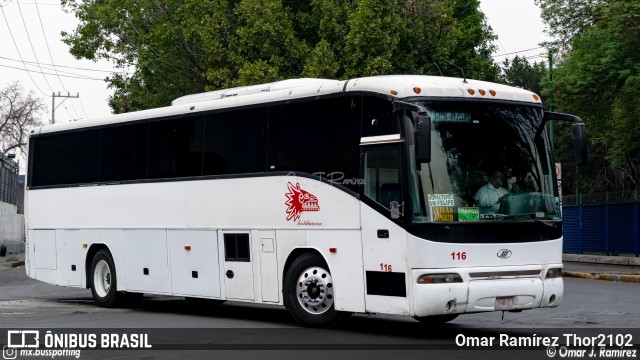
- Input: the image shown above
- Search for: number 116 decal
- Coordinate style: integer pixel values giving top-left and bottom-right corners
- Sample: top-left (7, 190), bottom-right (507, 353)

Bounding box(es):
top-left (380, 263), bottom-right (393, 272)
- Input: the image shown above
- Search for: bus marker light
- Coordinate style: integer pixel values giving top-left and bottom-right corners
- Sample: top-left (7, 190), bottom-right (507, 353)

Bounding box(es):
top-left (390, 90), bottom-right (398, 95)
top-left (467, 89), bottom-right (475, 95)
top-left (184, 246), bottom-right (191, 251)
top-left (490, 90), bottom-right (496, 96)
top-left (479, 89), bottom-right (486, 96)
top-left (413, 87), bottom-right (421, 94)
top-left (190, 106), bottom-right (195, 110)
top-left (533, 94), bottom-right (540, 101)
top-left (329, 247), bottom-right (337, 253)
top-left (82, 244), bottom-right (87, 248)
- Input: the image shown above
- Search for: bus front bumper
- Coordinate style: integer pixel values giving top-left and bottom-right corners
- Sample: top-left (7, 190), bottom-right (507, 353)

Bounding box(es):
top-left (411, 267), bottom-right (564, 317)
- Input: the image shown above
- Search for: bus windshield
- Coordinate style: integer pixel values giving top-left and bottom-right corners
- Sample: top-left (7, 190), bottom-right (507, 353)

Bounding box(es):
top-left (408, 101), bottom-right (560, 223)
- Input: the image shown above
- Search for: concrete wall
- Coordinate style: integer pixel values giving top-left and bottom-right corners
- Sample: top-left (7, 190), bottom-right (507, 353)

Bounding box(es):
top-left (0, 201), bottom-right (25, 254)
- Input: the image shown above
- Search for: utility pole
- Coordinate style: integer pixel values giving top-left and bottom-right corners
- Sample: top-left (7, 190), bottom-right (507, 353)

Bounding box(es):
top-left (540, 49), bottom-right (554, 155)
top-left (51, 92), bottom-right (80, 124)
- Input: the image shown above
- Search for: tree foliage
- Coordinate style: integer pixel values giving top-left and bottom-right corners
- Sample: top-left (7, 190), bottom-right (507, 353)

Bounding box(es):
top-left (500, 55), bottom-right (547, 99)
top-left (0, 82), bottom-right (45, 154)
top-left (62, 0), bottom-right (499, 113)
top-left (540, 0), bottom-right (640, 191)
top-left (535, 0), bottom-right (608, 51)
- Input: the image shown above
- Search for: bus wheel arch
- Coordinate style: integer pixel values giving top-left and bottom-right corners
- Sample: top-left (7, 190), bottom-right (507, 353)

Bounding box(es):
top-left (85, 244), bottom-right (111, 289)
top-left (282, 250), bottom-right (346, 327)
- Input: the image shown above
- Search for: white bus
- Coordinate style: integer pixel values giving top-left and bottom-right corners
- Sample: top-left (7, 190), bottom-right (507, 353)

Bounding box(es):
top-left (25, 75), bottom-right (586, 327)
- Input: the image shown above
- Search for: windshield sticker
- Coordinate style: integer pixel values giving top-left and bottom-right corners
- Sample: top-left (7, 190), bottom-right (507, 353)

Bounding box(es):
top-left (427, 194), bottom-right (455, 207)
top-left (458, 207), bottom-right (479, 221)
top-left (432, 206), bottom-right (454, 222)
top-left (426, 109), bottom-right (471, 123)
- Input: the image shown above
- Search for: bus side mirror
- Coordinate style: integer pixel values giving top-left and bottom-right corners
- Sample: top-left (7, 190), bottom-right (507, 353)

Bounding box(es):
top-left (415, 115), bottom-right (431, 163)
top-left (572, 123), bottom-right (587, 166)
top-left (390, 201), bottom-right (402, 219)
top-left (542, 111), bottom-right (588, 166)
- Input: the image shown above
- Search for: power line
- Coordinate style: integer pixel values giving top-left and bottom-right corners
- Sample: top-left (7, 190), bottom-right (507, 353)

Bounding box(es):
top-left (2, 1), bottom-right (61, 5)
top-left (0, 4), bottom-right (49, 96)
top-left (0, 55), bottom-right (132, 74)
top-left (34, 0), bottom-right (68, 92)
top-left (16, 0), bottom-right (55, 93)
top-left (0, 63), bottom-right (105, 80)
top-left (492, 47), bottom-right (545, 58)
top-left (77, 97), bottom-right (90, 119)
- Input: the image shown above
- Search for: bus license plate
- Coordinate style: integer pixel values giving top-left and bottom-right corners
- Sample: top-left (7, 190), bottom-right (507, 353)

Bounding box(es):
top-left (495, 297), bottom-right (513, 311)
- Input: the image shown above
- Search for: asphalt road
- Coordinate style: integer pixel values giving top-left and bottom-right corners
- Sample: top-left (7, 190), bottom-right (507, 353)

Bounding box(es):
top-left (1, 265), bottom-right (639, 360)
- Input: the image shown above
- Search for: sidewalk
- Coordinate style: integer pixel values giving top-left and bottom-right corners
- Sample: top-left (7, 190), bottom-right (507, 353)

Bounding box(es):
top-left (0, 251), bottom-right (25, 269)
top-left (2, 252), bottom-right (639, 282)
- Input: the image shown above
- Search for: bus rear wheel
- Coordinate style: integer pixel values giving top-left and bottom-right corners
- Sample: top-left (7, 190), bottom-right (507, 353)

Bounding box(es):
top-left (284, 253), bottom-right (345, 327)
top-left (90, 249), bottom-right (123, 307)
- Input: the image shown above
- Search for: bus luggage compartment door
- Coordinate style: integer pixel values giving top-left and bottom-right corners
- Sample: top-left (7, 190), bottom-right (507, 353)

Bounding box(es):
top-left (168, 230), bottom-right (221, 298)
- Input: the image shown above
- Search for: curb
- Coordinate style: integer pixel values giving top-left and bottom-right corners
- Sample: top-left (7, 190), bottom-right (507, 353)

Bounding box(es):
top-left (9, 260), bottom-right (25, 268)
top-left (0, 260), bottom-right (24, 269)
top-left (563, 254), bottom-right (640, 266)
top-left (563, 271), bottom-right (640, 283)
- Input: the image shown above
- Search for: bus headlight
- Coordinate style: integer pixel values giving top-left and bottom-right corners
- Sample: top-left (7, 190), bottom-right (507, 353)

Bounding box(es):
top-left (545, 268), bottom-right (563, 279)
top-left (417, 273), bottom-right (463, 284)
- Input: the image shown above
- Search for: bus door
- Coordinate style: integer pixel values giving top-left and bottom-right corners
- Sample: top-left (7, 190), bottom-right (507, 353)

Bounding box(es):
top-left (221, 231), bottom-right (255, 301)
top-left (359, 142), bottom-right (410, 314)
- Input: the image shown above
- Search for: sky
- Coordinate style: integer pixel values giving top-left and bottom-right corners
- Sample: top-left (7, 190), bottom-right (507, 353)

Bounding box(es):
top-left (0, 0), bottom-right (550, 127)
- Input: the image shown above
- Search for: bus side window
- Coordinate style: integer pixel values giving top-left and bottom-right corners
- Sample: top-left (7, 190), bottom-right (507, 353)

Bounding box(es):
top-left (361, 96), bottom-right (398, 137)
top-left (203, 108), bottom-right (267, 176)
top-left (363, 147), bottom-right (401, 210)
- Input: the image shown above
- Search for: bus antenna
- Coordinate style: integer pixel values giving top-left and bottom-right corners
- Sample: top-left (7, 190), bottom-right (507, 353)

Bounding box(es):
top-left (448, 62), bottom-right (467, 83)
top-left (432, 61), bottom-right (443, 76)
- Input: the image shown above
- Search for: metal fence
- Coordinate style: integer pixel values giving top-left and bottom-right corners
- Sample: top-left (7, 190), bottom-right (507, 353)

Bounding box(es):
top-left (0, 153), bottom-right (19, 209)
top-left (562, 192), bottom-right (639, 256)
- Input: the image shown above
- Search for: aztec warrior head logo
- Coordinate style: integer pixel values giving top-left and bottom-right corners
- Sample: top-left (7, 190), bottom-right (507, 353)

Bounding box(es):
top-left (285, 182), bottom-right (320, 221)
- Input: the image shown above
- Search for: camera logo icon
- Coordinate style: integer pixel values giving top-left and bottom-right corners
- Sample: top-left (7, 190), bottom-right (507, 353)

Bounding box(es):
top-left (2, 345), bottom-right (17, 360)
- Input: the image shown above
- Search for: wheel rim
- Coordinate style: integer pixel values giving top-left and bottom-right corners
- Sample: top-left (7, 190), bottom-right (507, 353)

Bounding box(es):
top-left (296, 266), bottom-right (334, 315)
top-left (93, 260), bottom-right (111, 298)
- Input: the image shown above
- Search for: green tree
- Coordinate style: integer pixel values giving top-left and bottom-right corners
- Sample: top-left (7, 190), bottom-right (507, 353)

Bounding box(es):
top-left (535, 0), bottom-right (608, 51)
top-left (344, 0), bottom-right (401, 77)
top-left (62, 0), bottom-right (500, 112)
top-left (550, 0), bottom-right (640, 190)
top-left (445, 0), bottom-right (500, 81)
top-left (501, 56), bottom-right (547, 97)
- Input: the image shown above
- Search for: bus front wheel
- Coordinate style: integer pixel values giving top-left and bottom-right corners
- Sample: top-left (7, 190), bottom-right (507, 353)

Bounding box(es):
top-left (284, 253), bottom-right (345, 327)
top-left (90, 249), bottom-right (123, 307)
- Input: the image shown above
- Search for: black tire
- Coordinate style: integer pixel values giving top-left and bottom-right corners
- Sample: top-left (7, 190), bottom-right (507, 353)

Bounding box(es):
top-left (413, 314), bottom-right (459, 325)
top-left (89, 249), bottom-right (123, 307)
top-left (284, 252), bottom-right (346, 327)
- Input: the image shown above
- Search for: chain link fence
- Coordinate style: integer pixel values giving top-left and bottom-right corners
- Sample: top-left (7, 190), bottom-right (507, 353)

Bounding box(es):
top-left (0, 153), bottom-right (20, 209)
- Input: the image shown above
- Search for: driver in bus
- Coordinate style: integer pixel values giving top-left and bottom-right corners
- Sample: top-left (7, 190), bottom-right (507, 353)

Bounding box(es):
top-left (474, 170), bottom-right (509, 214)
